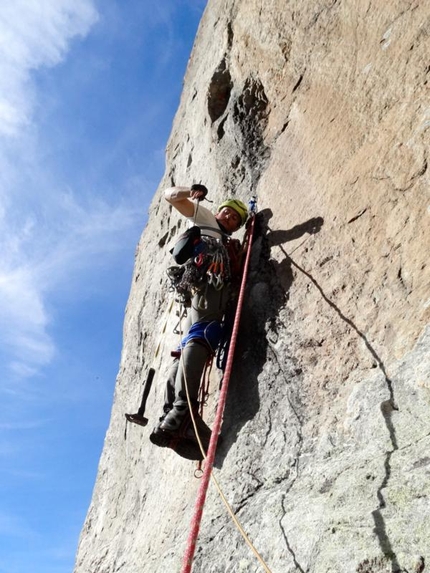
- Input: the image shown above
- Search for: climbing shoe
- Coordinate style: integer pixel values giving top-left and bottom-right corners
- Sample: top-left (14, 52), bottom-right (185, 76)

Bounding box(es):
top-left (149, 408), bottom-right (213, 461)
top-left (149, 422), bottom-right (205, 461)
top-left (159, 403), bottom-right (188, 432)
top-left (181, 412), bottom-right (211, 449)
top-left (160, 405), bottom-right (211, 447)
top-left (149, 422), bottom-right (175, 450)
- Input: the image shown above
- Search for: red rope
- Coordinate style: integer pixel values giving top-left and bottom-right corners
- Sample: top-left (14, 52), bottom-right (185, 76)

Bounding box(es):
top-left (181, 214), bottom-right (256, 573)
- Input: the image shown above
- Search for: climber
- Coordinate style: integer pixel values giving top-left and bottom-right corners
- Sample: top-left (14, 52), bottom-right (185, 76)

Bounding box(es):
top-left (149, 184), bottom-right (248, 460)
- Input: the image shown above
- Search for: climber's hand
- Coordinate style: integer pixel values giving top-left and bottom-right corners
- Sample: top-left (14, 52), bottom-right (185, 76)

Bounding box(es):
top-left (190, 184), bottom-right (208, 201)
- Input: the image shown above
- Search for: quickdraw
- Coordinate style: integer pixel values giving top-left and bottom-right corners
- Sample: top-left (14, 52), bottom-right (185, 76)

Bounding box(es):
top-left (206, 247), bottom-right (229, 290)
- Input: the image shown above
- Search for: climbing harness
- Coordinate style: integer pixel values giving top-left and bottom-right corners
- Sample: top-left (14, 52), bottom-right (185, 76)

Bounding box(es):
top-left (178, 320), bottom-right (224, 355)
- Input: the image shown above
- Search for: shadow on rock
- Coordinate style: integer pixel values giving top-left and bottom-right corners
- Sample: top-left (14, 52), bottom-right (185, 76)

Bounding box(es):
top-left (215, 209), bottom-right (324, 468)
top-left (274, 237), bottom-right (400, 573)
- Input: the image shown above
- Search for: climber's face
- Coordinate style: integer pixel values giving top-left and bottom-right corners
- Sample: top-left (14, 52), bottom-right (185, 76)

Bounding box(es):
top-left (215, 207), bottom-right (241, 233)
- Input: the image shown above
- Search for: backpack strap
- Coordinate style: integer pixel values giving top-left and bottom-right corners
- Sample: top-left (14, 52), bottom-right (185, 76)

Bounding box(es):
top-left (198, 225), bottom-right (228, 239)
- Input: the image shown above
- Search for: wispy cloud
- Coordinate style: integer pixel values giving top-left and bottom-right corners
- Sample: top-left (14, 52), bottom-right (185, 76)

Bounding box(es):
top-left (0, 185), bottom-right (144, 378)
top-left (0, 1), bottom-right (148, 379)
top-left (0, 0), bottom-right (98, 136)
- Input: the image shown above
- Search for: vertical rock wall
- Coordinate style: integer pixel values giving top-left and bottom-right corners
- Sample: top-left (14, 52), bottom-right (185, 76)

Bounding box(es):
top-left (74, 1), bottom-right (430, 572)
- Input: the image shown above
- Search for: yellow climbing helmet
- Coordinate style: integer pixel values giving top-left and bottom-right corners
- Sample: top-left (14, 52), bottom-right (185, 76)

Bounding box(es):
top-left (218, 199), bottom-right (248, 227)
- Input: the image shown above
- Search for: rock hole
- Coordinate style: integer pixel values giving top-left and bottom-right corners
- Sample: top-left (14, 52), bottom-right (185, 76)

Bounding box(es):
top-left (158, 232), bottom-right (168, 248)
top-left (292, 73), bottom-right (304, 92)
top-left (217, 116), bottom-right (228, 141)
top-left (207, 58), bottom-right (232, 123)
top-left (235, 77), bottom-right (269, 119)
top-left (231, 155), bottom-right (240, 168)
top-left (227, 22), bottom-right (234, 49)
top-left (280, 38), bottom-right (292, 61)
top-left (232, 76), bottom-right (270, 182)
top-left (279, 120), bottom-right (290, 135)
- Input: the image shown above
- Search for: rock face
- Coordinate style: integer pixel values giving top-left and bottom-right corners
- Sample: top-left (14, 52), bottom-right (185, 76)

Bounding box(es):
top-left (74, 1), bottom-right (430, 572)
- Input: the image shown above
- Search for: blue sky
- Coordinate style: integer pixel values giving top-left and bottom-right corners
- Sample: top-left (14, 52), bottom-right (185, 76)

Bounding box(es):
top-left (0, 1), bottom-right (206, 572)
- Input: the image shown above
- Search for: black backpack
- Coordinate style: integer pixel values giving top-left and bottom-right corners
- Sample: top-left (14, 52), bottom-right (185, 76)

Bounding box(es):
top-left (170, 226), bottom-right (202, 264)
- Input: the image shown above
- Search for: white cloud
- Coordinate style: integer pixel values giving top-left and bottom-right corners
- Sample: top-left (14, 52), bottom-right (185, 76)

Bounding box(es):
top-left (0, 187), bottom-right (144, 378)
top-left (0, 1), bottom-right (171, 383)
top-left (0, 266), bottom-right (55, 371)
top-left (0, 0), bottom-right (98, 136)
top-left (0, 0), bottom-right (148, 380)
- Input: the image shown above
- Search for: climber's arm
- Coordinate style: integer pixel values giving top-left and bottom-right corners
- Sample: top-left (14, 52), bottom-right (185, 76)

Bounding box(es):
top-left (164, 185), bottom-right (208, 218)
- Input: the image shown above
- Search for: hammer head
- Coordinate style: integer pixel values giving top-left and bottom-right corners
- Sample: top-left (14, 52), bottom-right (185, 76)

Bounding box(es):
top-left (125, 413), bottom-right (148, 427)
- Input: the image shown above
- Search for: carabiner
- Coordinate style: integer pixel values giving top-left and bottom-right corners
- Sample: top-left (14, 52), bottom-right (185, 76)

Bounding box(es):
top-left (197, 294), bottom-right (208, 310)
top-left (194, 253), bottom-right (205, 267)
top-left (214, 275), bottom-right (224, 290)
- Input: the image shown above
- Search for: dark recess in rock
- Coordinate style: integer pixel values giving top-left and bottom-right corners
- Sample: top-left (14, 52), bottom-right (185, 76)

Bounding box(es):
top-left (207, 58), bottom-right (232, 123)
top-left (232, 76), bottom-right (270, 183)
top-left (217, 116), bottom-right (228, 140)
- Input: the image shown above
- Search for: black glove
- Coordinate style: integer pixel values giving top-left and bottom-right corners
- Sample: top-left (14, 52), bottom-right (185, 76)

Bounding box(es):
top-left (191, 183), bottom-right (208, 197)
